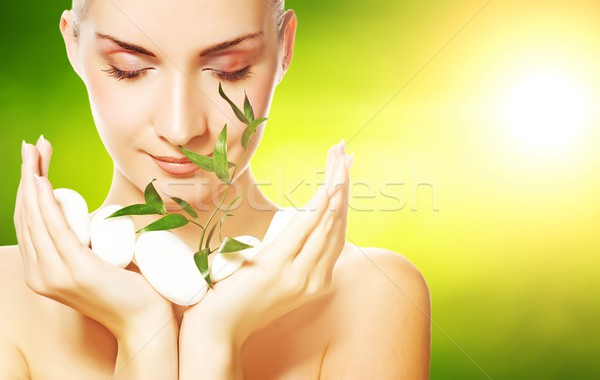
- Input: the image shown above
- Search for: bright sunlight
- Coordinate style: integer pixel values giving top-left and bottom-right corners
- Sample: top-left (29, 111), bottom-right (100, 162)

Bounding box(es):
top-left (499, 67), bottom-right (591, 153)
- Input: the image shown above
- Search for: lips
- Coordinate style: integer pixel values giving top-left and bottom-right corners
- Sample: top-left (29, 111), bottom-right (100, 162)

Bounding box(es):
top-left (150, 152), bottom-right (213, 176)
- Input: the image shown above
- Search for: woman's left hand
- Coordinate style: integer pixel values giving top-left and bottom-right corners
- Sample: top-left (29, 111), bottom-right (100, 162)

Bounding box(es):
top-left (180, 141), bottom-right (352, 348)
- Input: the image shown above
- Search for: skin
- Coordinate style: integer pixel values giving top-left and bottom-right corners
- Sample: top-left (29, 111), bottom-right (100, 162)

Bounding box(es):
top-left (0, 0), bottom-right (432, 378)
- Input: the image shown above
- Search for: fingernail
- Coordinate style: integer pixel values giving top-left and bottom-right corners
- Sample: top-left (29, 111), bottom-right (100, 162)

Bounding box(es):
top-left (345, 153), bottom-right (354, 171)
top-left (338, 139), bottom-right (346, 155)
top-left (36, 134), bottom-right (45, 149)
top-left (23, 142), bottom-right (31, 162)
top-left (21, 140), bottom-right (27, 161)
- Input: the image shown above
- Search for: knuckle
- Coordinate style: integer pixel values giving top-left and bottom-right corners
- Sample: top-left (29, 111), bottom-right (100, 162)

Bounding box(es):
top-left (25, 214), bottom-right (34, 229)
top-left (284, 270), bottom-right (308, 296)
top-left (37, 261), bottom-right (77, 293)
top-left (42, 271), bottom-right (73, 294)
top-left (306, 271), bottom-right (332, 297)
top-left (69, 266), bottom-right (93, 289)
top-left (13, 208), bottom-right (20, 227)
top-left (305, 279), bottom-right (323, 296)
top-left (23, 273), bottom-right (39, 292)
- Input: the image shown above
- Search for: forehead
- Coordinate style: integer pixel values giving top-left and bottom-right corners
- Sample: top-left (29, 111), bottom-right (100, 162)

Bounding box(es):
top-left (85, 0), bottom-right (273, 55)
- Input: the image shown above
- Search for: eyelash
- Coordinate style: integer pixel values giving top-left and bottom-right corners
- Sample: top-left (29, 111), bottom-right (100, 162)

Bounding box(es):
top-left (101, 65), bottom-right (254, 82)
top-left (101, 66), bottom-right (150, 81)
top-left (211, 66), bottom-right (254, 81)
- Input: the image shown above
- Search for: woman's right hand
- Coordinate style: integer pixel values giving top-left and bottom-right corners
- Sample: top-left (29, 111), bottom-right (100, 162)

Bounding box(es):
top-left (178, 141), bottom-right (352, 378)
top-left (13, 137), bottom-right (175, 340)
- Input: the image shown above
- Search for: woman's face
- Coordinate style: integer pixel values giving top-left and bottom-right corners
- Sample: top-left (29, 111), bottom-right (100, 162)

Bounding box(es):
top-left (60, 0), bottom-right (295, 208)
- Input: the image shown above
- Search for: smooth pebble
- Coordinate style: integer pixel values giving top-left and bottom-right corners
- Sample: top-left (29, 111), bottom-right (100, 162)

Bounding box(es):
top-left (53, 188), bottom-right (91, 247)
top-left (90, 205), bottom-right (136, 268)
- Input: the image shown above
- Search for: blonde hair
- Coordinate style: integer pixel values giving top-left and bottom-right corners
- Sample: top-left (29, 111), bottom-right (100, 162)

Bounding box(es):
top-left (72, 0), bottom-right (286, 39)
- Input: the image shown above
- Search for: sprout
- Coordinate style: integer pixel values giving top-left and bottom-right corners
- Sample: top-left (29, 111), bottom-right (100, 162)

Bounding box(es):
top-left (105, 82), bottom-right (269, 288)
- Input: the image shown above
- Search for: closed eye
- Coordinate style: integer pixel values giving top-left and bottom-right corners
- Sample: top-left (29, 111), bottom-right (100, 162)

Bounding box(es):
top-left (208, 66), bottom-right (254, 82)
top-left (102, 65), bottom-right (150, 81)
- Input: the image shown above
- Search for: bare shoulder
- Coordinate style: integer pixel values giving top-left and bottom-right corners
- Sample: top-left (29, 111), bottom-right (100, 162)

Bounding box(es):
top-left (0, 245), bottom-right (38, 326)
top-left (335, 243), bottom-right (430, 307)
top-left (322, 244), bottom-right (431, 379)
top-left (0, 245), bottom-right (31, 302)
top-left (0, 244), bottom-right (57, 324)
top-left (0, 245), bottom-right (32, 379)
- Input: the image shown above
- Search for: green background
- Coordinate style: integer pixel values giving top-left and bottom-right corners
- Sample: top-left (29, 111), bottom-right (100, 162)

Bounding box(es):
top-left (1, 1), bottom-right (599, 378)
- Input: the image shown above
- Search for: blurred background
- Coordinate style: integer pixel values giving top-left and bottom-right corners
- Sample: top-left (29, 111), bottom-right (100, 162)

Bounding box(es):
top-left (1, 0), bottom-right (599, 378)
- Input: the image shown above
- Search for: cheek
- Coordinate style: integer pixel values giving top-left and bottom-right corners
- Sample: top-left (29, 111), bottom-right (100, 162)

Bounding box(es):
top-left (83, 63), bottom-right (153, 160)
top-left (240, 73), bottom-right (278, 156)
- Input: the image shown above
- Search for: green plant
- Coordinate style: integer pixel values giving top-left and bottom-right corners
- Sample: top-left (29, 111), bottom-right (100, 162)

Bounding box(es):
top-left (106, 82), bottom-right (268, 288)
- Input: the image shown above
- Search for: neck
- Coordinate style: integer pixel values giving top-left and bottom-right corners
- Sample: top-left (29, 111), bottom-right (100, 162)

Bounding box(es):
top-left (97, 165), bottom-right (280, 252)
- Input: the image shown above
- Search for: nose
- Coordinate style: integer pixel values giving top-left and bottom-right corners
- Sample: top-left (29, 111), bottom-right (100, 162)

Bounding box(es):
top-left (152, 69), bottom-right (208, 147)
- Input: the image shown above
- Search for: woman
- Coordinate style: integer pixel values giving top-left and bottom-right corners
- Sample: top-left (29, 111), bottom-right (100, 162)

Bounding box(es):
top-left (1, 0), bottom-right (431, 378)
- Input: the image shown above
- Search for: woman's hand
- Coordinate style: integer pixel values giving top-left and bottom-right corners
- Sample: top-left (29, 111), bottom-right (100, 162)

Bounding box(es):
top-left (13, 137), bottom-right (175, 340)
top-left (180, 141), bottom-right (352, 359)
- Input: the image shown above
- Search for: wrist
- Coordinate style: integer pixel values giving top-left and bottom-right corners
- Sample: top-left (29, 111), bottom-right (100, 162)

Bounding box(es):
top-left (181, 312), bottom-right (247, 349)
top-left (115, 304), bottom-right (177, 343)
top-left (114, 312), bottom-right (179, 380)
top-left (179, 318), bottom-right (244, 380)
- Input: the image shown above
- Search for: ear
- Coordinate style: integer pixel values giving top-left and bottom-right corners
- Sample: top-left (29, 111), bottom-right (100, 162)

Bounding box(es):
top-left (59, 10), bottom-right (83, 79)
top-left (277, 10), bottom-right (297, 86)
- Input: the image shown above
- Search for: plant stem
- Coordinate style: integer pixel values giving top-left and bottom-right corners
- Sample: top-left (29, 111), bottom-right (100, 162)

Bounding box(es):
top-left (197, 139), bottom-right (249, 253)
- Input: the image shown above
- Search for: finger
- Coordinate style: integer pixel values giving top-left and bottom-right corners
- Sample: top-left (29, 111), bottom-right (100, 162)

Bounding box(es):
top-left (15, 179), bottom-right (35, 276)
top-left (326, 141), bottom-right (345, 185)
top-left (292, 152), bottom-right (347, 273)
top-left (21, 144), bottom-right (62, 269)
top-left (315, 152), bottom-right (352, 276)
top-left (19, 210), bottom-right (43, 288)
top-left (36, 135), bottom-right (53, 178)
top-left (36, 173), bottom-right (87, 265)
top-left (15, 142), bottom-right (35, 268)
top-left (258, 171), bottom-right (334, 267)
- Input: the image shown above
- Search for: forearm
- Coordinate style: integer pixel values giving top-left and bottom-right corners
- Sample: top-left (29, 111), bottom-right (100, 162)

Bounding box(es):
top-left (113, 316), bottom-right (179, 380)
top-left (179, 323), bottom-right (244, 380)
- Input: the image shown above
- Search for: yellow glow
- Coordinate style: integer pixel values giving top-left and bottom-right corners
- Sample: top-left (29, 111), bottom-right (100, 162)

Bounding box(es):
top-left (499, 68), bottom-right (591, 152)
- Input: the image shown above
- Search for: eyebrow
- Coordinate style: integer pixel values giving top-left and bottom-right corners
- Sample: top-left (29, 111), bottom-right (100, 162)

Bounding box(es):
top-left (95, 31), bottom-right (265, 58)
top-left (199, 31), bottom-right (264, 57)
top-left (96, 32), bottom-right (156, 57)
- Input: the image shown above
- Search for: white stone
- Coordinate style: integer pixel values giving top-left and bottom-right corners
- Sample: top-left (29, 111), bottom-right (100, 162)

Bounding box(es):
top-left (135, 231), bottom-right (208, 306)
top-left (53, 188), bottom-right (91, 247)
top-left (90, 205), bottom-right (136, 268)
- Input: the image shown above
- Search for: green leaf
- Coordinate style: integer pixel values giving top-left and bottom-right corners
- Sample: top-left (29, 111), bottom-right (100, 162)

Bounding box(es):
top-left (136, 214), bottom-right (189, 233)
top-left (143, 179), bottom-right (167, 214)
top-left (217, 212), bottom-right (234, 242)
top-left (194, 248), bottom-right (212, 288)
top-left (169, 197), bottom-right (198, 220)
top-left (214, 124), bottom-right (231, 184)
top-left (251, 117), bottom-right (268, 126)
top-left (241, 117), bottom-right (268, 151)
top-left (179, 146), bottom-right (215, 172)
top-left (178, 146), bottom-right (236, 171)
top-left (218, 82), bottom-right (248, 124)
top-left (105, 204), bottom-right (161, 219)
top-left (218, 236), bottom-right (254, 254)
top-left (243, 91), bottom-right (254, 122)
